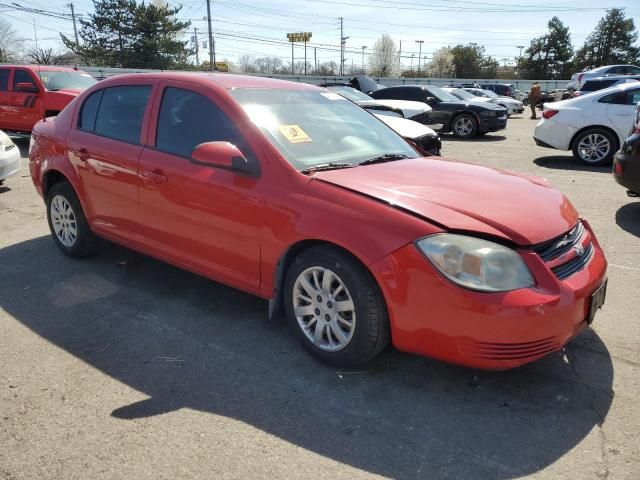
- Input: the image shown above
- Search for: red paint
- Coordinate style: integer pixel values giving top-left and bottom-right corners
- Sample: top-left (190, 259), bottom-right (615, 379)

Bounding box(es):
top-left (29, 73), bottom-right (608, 369)
top-left (0, 65), bottom-right (92, 134)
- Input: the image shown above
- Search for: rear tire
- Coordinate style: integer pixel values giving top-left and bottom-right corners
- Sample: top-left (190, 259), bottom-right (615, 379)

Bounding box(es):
top-left (283, 245), bottom-right (390, 367)
top-left (572, 128), bottom-right (617, 166)
top-left (46, 182), bottom-right (98, 257)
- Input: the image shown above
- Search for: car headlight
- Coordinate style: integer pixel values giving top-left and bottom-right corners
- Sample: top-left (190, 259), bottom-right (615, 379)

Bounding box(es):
top-left (479, 110), bottom-right (497, 117)
top-left (416, 234), bottom-right (535, 292)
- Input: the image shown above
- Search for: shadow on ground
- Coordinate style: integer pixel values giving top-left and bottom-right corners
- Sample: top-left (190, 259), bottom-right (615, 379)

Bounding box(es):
top-left (0, 236), bottom-right (614, 479)
top-left (9, 137), bottom-right (30, 158)
top-left (534, 155), bottom-right (611, 173)
top-left (616, 201), bottom-right (640, 238)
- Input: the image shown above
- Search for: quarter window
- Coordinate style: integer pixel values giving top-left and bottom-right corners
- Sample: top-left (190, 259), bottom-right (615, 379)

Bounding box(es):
top-left (155, 87), bottom-right (249, 158)
top-left (625, 89), bottom-right (640, 105)
top-left (93, 86), bottom-right (151, 144)
top-left (78, 90), bottom-right (103, 131)
top-left (0, 69), bottom-right (9, 91)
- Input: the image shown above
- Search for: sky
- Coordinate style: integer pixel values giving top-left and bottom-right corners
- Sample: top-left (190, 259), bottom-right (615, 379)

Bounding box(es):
top-left (2, 0), bottom-right (640, 70)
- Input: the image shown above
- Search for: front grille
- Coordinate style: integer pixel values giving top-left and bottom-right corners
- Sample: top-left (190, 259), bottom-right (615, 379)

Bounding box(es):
top-left (533, 221), bottom-right (585, 261)
top-left (532, 221), bottom-right (594, 280)
top-left (551, 243), bottom-right (594, 280)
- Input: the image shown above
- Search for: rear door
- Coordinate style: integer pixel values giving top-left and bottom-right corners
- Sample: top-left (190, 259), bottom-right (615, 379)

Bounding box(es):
top-left (7, 68), bottom-right (43, 132)
top-left (0, 68), bottom-right (12, 131)
top-left (66, 81), bottom-right (156, 239)
top-left (602, 87), bottom-right (640, 143)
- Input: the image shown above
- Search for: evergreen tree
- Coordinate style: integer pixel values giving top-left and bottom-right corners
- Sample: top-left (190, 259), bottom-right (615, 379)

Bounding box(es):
top-left (62, 0), bottom-right (191, 69)
top-left (517, 17), bottom-right (573, 80)
top-left (450, 45), bottom-right (498, 78)
top-left (574, 8), bottom-right (640, 69)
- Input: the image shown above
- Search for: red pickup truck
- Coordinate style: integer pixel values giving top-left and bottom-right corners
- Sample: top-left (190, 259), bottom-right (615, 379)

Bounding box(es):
top-left (0, 65), bottom-right (97, 134)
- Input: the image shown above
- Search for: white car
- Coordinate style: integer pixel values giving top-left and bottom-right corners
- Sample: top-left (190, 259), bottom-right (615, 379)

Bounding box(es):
top-left (462, 88), bottom-right (524, 115)
top-left (533, 82), bottom-right (640, 166)
top-left (0, 131), bottom-right (21, 185)
top-left (567, 64), bottom-right (640, 90)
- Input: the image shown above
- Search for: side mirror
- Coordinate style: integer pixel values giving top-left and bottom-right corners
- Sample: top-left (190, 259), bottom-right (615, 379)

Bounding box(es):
top-left (425, 96), bottom-right (437, 105)
top-left (191, 141), bottom-right (258, 176)
top-left (15, 82), bottom-right (38, 93)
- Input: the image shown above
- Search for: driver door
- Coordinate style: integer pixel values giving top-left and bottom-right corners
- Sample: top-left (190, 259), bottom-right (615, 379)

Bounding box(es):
top-left (137, 80), bottom-right (263, 292)
top-left (8, 69), bottom-right (43, 132)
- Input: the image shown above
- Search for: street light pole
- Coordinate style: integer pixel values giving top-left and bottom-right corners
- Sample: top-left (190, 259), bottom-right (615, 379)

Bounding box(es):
top-left (67, 3), bottom-right (79, 45)
top-left (361, 46), bottom-right (366, 73)
top-left (205, 0), bottom-right (215, 71)
top-left (516, 45), bottom-right (524, 58)
top-left (415, 40), bottom-right (424, 73)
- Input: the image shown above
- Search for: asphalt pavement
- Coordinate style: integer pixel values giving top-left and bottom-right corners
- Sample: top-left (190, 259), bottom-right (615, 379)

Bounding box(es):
top-left (1, 117), bottom-right (638, 479)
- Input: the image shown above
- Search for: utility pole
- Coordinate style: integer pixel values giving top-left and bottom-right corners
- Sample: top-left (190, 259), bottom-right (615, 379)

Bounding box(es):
top-left (339, 17), bottom-right (343, 75)
top-left (193, 27), bottom-right (199, 67)
top-left (516, 45), bottom-right (524, 59)
top-left (415, 40), bottom-right (424, 73)
top-left (304, 38), bottom-right (307, 75)
top-left (205, 0), bottom-right (215, 71)
top-left (398, 40), bottom-right (402, 64)
top-left (33, 19), bottom-right (38, 50)
top-left (68, 3), bottom-right (79, 45)
top-left (410, 54), bottom-right (414, 71)
top-left (361, 46), bottom-right (366, 73)
top-left (314, 47), bottom-right (317, 73)
top-left (291, 41), bottom-right (294, 75)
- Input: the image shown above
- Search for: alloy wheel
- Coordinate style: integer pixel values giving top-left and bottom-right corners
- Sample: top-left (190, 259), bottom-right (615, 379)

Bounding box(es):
top-left (292, 266), bottom-right (356, 352)
top-left (50, 195), bottom-right (78, 247)
top-left (454, 117), bottom-right (475, 137)
top-left (577, 133), bottom-right (610, 164)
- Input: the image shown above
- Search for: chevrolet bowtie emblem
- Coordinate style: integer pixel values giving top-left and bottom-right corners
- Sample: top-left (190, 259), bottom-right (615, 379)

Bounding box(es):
top-left (574, 245), bottom-right (585, 256)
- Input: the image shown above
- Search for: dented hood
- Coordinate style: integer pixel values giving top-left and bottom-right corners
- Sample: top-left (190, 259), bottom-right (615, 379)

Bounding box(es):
top-left (314, 157), bottom-right (578, 245)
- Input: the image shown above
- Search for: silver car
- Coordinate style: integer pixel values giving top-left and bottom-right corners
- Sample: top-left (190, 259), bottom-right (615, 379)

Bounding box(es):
top-left (568, 64), bottom-right (640, 90)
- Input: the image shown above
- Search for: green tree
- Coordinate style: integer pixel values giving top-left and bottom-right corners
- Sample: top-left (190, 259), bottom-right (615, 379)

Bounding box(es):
top-left (62, 0), bottom-right (191, 69)
top-left (517, 17), bottom-right (573, 79)
top-left (574, 8), bottom-right (640, 69)
top-left (450, 45), bottom-right (498, 78)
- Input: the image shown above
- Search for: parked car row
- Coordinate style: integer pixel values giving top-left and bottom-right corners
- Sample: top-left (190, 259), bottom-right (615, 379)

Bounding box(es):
top-left (568, 64), bottom-right (640, 90)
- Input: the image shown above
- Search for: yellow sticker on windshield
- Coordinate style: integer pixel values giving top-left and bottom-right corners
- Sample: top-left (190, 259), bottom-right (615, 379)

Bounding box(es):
top-left (279, 124), bottom-right (312, 143)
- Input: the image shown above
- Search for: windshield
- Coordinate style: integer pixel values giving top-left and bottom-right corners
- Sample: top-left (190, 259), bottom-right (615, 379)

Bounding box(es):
top-left (427, 85), bottom-right (460, 102)
top-left (230, 88), bottom-right (418, 170)
top-left (447, 88), bottom-right (476, 100)
top-left (479, 89), bottom-right (498, 98)
top-left (327, 86), bottom-right (372, 102)
top-left (37, 71), bottom-right (97, 91)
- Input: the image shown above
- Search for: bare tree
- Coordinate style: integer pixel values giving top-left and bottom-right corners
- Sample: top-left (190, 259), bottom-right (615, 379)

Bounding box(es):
top-left (0, 18), bottom-right (21, 62)
top-left (254, 56), bottom-right (283, 75)
top-left (427, 47), bottom-right (455, 78)
top-left (27, 48), bottom-right (54, 65)
top-left (368, 34), bottom-right (399, 77)
top-left (238, 54), bottom-right (257, 73)
top-left (316, 61), bottom-right (338, 75)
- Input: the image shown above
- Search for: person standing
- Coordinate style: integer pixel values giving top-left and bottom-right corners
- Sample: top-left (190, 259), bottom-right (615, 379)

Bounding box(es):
top-left (529, 82), bottom-right (541, 119)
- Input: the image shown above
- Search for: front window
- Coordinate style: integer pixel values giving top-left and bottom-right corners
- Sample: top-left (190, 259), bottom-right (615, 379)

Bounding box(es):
top-left (37, 70), bottom-right (97, 91)
top-left (230, 88), bottom-right (418, 170)
top-left (425, 86), bottom-right (460, 102)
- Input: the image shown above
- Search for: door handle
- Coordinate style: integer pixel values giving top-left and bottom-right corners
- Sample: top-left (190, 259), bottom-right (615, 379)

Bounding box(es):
top-left (141, 168), bottom-right (168, 184)
top-left (72, 148), bottom-right (90, 162)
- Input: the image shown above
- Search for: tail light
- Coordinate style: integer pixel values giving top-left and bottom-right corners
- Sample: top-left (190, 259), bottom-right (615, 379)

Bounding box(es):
top-left (614, 162), bottom-right (623, 175)
top-left (542, 109), bottom-right (559, 120)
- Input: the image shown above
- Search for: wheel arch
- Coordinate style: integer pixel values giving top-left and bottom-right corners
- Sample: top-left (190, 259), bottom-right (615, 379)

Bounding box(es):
top-left (268, 239), bottom-right (387, 321)
top-left (569, 125), bottom-right (620, 151)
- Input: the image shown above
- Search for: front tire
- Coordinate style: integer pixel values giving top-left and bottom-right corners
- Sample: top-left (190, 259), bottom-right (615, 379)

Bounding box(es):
top-left (283, 245), bottom-right (390, 367)
top-left (452, 114), bottom-right (478, 139)
top-left (572, 128), bottom-right (617, 166)
top-left (46, 182), bottom-right (98, 257)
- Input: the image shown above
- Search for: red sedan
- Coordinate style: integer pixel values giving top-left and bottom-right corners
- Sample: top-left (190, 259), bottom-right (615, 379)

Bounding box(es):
top-left (28, 73), bottom-right (608, 369)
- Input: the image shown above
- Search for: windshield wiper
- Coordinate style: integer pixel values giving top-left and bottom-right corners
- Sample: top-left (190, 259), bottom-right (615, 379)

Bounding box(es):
top-left (358, 153), bottom-right (411, 166)
top-left (300, 162), bottom-right (357, 174)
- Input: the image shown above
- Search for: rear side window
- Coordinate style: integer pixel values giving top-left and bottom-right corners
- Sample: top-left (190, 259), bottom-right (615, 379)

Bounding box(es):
top-left (0, 69), bottom-right (9, 91)
top-left (599, 91), bottom-right (626, 105)
top-left (79, 90), bottom-right (103, 131)
top-left (155, 87), bottom-right (249, 158)
top-left (624, 89), bottom-right (640, 106)
top-left (13, 69), bottom-right (36, 89)
top-left (93, 85), bottom-right (151, 144)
